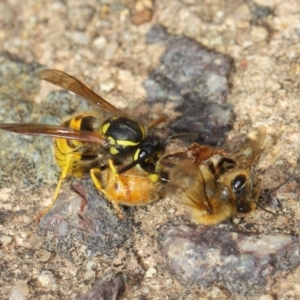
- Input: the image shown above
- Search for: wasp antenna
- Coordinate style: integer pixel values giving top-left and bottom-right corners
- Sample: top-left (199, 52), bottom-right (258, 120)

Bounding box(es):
top-left (163, 132), bottom-right (198, 148)
top-left (147, 116), bottom-right (167, 129)
top-left (117, 152), bottom-right (154, 174)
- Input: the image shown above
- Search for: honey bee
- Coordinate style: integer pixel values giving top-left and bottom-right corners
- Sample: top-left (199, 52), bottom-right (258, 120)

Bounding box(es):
top-left (167, 126), bottom-right (266, 225)
top-left (0, 69), bottom-right (165, 220)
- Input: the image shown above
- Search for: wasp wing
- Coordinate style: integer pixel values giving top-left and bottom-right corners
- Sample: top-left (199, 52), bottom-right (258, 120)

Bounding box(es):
top-left (38, 69), bottom-right (124, 116)
top-left (0, 123), bottom-right (109, 147)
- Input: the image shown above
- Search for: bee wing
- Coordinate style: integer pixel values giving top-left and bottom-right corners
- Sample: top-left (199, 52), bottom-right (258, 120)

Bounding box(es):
top-left (169, 160), bottom-right (211, 211)
top-left (231, 125), bottom-right (266, 169)
top-left (38, 69), bottom-right (124, 116)
top-left (0, 123), bottom-right (109, 147)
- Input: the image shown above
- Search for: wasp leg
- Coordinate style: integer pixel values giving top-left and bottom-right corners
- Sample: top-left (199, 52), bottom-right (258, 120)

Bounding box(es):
top-left (35, 152), bottom-right (82, 222)
top-left (90, 160), bottom-right (124, 219)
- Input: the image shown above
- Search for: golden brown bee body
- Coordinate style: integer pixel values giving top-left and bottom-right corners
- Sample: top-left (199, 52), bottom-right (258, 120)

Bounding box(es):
top-left (91, 159), bottom-right (162, 218)
top-left (170, 160), bottom-right (236, 225)
top-left (167, 126), bottom-right (266, 225)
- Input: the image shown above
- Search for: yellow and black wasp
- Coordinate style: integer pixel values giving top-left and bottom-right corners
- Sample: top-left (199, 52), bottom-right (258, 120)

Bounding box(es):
top-left (0, 69), bottom-right (166, 220)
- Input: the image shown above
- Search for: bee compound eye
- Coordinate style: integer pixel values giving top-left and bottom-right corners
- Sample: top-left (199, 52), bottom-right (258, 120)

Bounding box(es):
top-left (231, 174), bottom-right (247, 195)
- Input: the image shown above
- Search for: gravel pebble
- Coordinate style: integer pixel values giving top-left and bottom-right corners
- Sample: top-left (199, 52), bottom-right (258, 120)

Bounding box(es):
top-left (9, 281), bottom-right (29, 300)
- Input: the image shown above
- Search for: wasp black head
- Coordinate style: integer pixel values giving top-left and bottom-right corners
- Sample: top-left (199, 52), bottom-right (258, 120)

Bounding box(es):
top-left (135, 135), bottom-right (162, 174)
top-left (116, 134), bottom-right (162, 178)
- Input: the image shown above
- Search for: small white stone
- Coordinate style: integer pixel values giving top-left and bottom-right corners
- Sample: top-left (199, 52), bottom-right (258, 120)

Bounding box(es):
top-left (274, 160), bottom-right (284, 166)
top-left (232, 217), bottom-right (241, 225)
top-left (93, 36), bottom-right (107, 50)
top-left (251, 26), bottom-right (268, 42)
top-left (37, 270), bottom-right (56, 287)
top-left (104, 41), bottom-right (119, 60)
top-left (34, 249), bottom-right (52, 262)
top-left (168, 208), bottom-right (175, 214)
top-left (15, 235), bottom-right (31, 249)
top-left (86, 260), bottom-right (95, 270)
top-left (0, 187), bottom-right (12, 201)
top-left (142, 287), bottom-right (150, 293)
top-left (215, 10), bottom-right (225, 20)
top-left (66, 31), bottom-right (91, 45)
top-left (135, 1), bottom-right (145, 12)
top-left (84, 270), bottom-right (95, 281)
top-left (238, 233), bottom-right (292, 256)
top-left (135, 0), bottom-right (153, 11)
top-left (9, 281), bottom-right (29, 300)
top-left (142, 0), bottom-right (153, 9)
top-left (145, 267), bottom-right (157, 278)
top-left (100, 80), bottom-right (116, 92)
top-left (211, 286), bottom-right (224, 298)
top-left (0, 235), bottom-right (13, 246)
top-left (266, 79), bottom-right (281, 92)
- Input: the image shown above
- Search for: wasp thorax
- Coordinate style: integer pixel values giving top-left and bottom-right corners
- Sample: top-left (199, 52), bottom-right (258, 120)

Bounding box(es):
top-left (102, 117), bottom-right (146, 154)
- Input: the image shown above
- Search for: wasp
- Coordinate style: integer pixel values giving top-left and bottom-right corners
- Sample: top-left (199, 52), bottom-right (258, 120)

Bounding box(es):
top-left (166, 126), bottom-right (266, 225)
top-left (0, 69), bottom-right (166, 220)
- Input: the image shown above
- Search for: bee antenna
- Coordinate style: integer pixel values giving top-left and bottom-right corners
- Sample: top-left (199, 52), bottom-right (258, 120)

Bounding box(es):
top-left (250, 165), bottom-right (276, 216)
top-left (253, 200), bottom-right (277, 216)
top-left (250, 164), bottom-right (256, 192)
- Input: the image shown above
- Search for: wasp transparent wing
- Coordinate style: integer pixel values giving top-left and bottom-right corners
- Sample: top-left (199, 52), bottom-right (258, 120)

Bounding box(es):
top-left (0, 123), bottom-right (109, 147)
top-left (39, 69), bottom-right (124, 116)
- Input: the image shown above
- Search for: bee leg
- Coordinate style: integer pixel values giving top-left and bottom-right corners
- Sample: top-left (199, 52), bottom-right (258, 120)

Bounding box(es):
top-left (35, 153), bottom-right (82, 222)
top-left (90, 162), bottom-right (124, 219)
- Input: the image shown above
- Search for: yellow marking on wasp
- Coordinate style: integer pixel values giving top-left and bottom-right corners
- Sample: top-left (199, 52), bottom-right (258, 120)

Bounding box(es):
top-left (101, 122), bottom-right (110, 134)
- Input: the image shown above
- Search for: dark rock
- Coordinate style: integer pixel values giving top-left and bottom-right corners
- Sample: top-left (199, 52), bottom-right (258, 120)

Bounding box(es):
top-left (144, 28), bottom-right (234, 146)
top-left (158, 219), bottom-right (300, 296)
top-left (79, 273), bottom-right (126, 300)
top-left (39, 179), bottom-right (135, 261)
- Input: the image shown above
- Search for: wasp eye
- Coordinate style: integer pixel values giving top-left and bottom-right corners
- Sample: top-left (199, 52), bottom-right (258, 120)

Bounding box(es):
top-left (138, 149), bottom-right (149, 159)
top-left (231, 174), bottom-right (247, 196)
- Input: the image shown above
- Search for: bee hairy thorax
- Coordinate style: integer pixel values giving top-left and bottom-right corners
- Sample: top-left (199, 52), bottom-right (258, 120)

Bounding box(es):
top-left (167, 126), bottom-right (266, 226)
